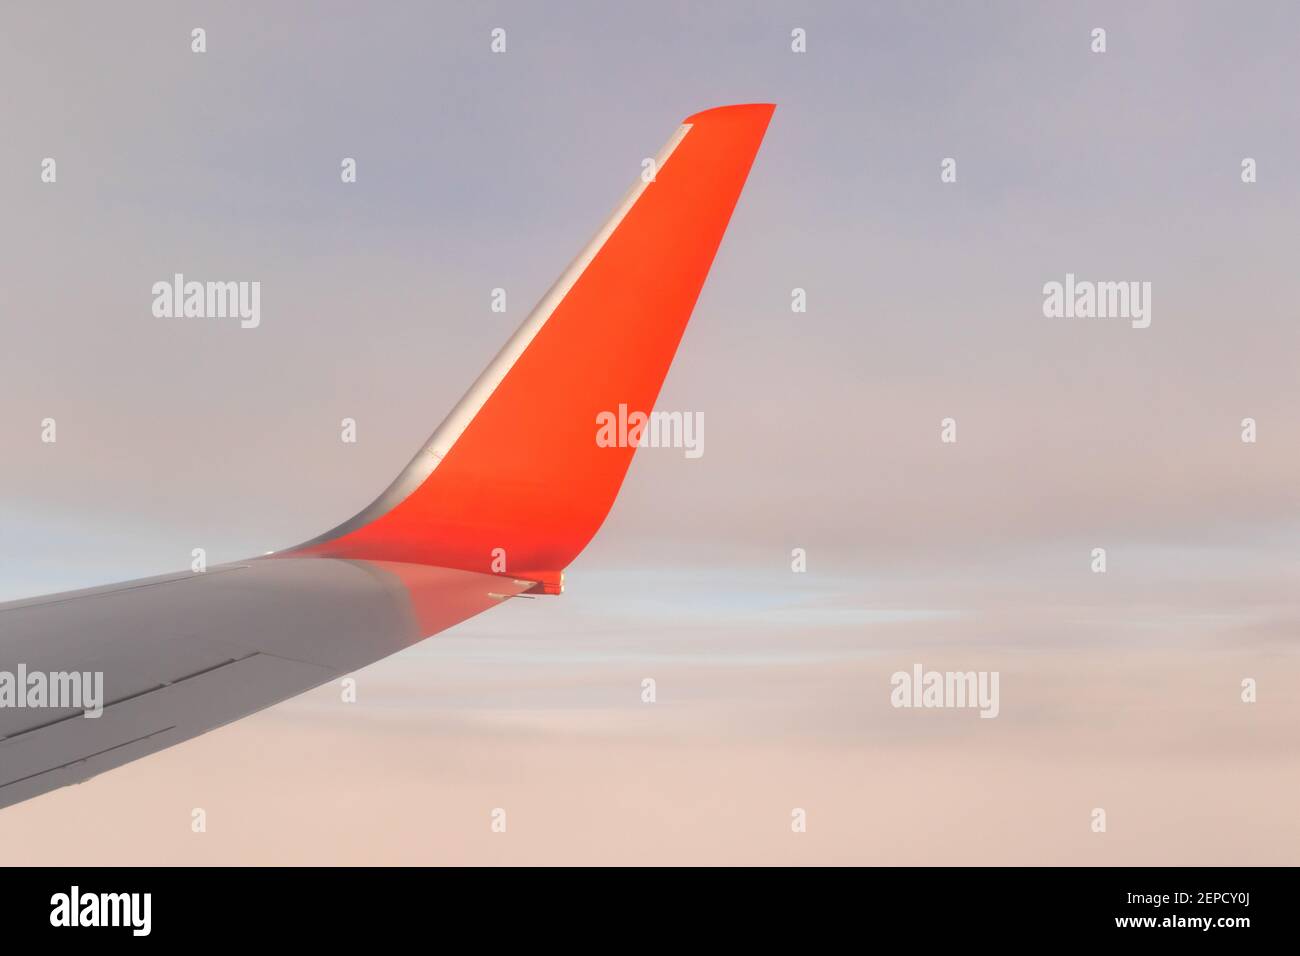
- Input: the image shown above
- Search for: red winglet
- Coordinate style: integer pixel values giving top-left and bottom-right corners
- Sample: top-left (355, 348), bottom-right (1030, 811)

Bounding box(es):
top-left (286, 105), bottom-right (775, 587)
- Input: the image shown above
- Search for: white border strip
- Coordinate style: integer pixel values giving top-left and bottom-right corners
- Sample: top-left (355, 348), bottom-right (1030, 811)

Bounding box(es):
top-left (423, 121), bottom-right (694, 467)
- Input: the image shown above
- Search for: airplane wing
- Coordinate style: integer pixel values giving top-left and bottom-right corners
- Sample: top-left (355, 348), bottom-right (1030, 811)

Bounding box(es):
top-left (0, 103), bottom-right (774, 810)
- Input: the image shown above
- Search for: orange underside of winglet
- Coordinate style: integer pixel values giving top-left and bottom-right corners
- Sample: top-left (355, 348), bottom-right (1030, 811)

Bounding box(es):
top-left (287, 105), bottom-right (774, 587)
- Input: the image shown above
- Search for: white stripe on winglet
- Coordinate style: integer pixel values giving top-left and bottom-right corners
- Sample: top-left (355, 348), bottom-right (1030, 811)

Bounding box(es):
top-left (423, 122), bottom-right (694, 467)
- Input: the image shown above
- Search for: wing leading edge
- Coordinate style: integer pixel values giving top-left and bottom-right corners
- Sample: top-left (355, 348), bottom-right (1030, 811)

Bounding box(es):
top-left (0, 104), bottom-right (774, 809)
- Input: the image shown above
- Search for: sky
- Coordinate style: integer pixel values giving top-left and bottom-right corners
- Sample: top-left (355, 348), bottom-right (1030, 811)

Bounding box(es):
top-left (1, 1), bottom-right (1298, 864)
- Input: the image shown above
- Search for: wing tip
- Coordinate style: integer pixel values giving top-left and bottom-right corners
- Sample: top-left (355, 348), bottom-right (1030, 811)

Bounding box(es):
top-left (683, 103), bottom-right (776, 125)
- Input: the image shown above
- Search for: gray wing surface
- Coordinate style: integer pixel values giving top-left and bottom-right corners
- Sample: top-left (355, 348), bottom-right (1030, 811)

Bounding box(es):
top-left (0, 559), bottom-right (529, 809)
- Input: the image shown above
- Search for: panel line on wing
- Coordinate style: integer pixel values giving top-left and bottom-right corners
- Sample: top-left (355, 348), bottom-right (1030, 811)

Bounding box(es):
top-left (0, 565), bottom-right (250, 614)
top-left (0, 656), bottom-right (249, 742)
top-left (0, 726), bottom-right (176, 792)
